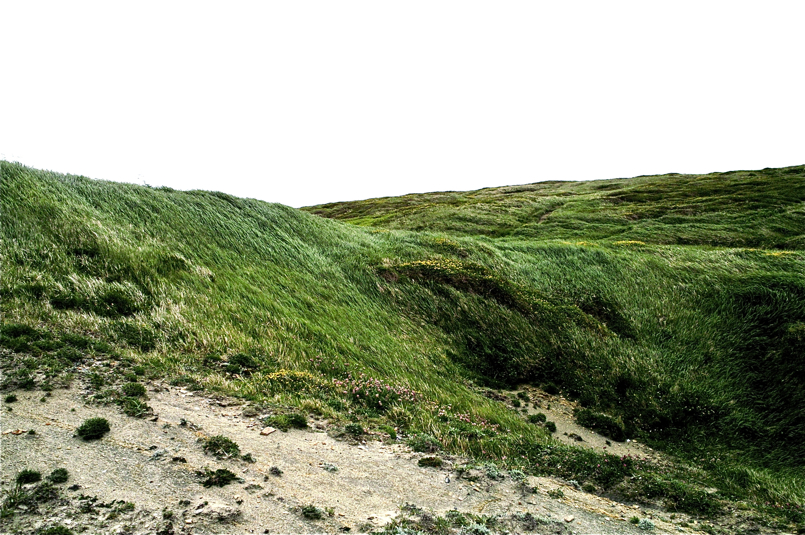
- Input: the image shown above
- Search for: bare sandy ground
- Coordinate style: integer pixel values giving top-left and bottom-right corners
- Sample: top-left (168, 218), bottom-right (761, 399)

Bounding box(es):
top-left (1, 384), bottom-right (711, 534)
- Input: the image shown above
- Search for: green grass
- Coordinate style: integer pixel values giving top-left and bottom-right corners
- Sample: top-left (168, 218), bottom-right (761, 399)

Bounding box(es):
top-left (2, 160), bottom-right (804, 527)
top-left (304, 165), bottom-right (805, 250)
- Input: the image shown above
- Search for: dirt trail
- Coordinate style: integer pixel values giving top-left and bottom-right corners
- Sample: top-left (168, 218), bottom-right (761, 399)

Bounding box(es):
top-left (1, 385), bottom-right (708, 534)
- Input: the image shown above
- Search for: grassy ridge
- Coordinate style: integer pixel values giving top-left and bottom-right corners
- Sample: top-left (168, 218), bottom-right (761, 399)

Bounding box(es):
top-left (304, 165), bottom-right (805, 249)
top-left (2, 161), bottom-right (805, 526)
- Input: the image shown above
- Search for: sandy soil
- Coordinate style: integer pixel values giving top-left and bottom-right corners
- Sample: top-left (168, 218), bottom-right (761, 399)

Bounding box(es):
top-left (1, 384), bottom-right (712, 534)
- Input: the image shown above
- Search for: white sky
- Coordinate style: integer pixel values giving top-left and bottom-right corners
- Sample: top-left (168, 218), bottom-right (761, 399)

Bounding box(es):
top-left (2, 2), bottom-right (803, 208)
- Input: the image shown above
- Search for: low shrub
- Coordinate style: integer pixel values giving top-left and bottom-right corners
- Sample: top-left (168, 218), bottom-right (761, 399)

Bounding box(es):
top-left (262, 413), bottom-right (307, 432)
top-left (301, 504), bottom-right (323, 519)
top-left (528, 412), bottom-right (547, 424)
top-left (204, 435), bottom-right (240, 458)
top-left (119, 397), bottom-right (150, 417)
top-left (4, 394), bottom-right (18, 403)
top-left (47, 468), bottom-right (69, 484)
top-left (76, 417), bottom-right (110, 440)
top-left (121, 382), bottom-right (146, 397)
top-left (545, 421), bottom-right (557, 433)
top-left (378, 424), bottom-right (397, 439)
top-left (40, 527), bottom-right (73, 535)
top-left (198, 468), bottom-right (238, 487)
top-left (16, 469), bottom-right (42, 485)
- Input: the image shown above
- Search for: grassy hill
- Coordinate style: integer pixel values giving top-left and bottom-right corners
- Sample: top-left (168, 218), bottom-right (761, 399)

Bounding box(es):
top-left (305, 166), bottom-right (805, 249)
top-left (2, 161), bottom-right (804, 528)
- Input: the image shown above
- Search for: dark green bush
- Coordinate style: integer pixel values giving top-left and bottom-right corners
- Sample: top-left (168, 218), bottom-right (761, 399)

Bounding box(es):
top-left (39, 527), bottom-right (73, 535)
top-left (16, 469), bottom-right (42, 484)
top-left (121, 382), bottom-right (146, 397)
top-left (199, 468), bottom-right (238, 487)
top-left (47, 468), bottom-right (69, 484)
top-left (379, 424), bottom-right (397, 439)
top-left (75, 417), bottom-right (110, 440)
top-left (55, 346), bottom-right (83, 363)
top-left (545, 421), bottom-right (557, 433)
top-left (528, 412), bottom-right (547, 424)
top-left (301, 504), bottom-right (323, 519)
top-left (262, 413), bottom-right (307, 432)
top-left (4, 394), bottom-right (17, 403)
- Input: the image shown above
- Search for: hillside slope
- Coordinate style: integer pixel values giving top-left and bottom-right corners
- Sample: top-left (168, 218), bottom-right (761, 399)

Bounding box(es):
top-left (304, 165), bottom-right (805, 249)
top-left (2, 161), bottom-right (805, 531)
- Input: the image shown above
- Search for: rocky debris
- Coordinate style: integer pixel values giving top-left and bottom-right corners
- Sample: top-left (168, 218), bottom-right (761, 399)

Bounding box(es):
top-left (260, 426), bottom-right (277, 436)
top-left (191, 500), bottom-right (241, 524)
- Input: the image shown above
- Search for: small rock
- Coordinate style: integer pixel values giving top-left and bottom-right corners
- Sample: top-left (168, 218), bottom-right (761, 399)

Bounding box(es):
top-left (564, 516), bottom-right (575, 523)
top-left (260, 427), bottom-right (277, 436)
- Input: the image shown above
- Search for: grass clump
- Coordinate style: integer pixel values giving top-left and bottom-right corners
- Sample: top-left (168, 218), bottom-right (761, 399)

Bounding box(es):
top-left (75, 418), bottom-right (109, 440)
top-left (544, 421), bottom-right (557, 433)
top-left (261, 413), bottom-right (307, 432)
top-left (418, 456), bottom-right (443, 468)
top-left (203, 435), bottom-right (240, 458)
top-left (407, 433), bottom-right (440, 453)
top-left (4, 394), bottom-right (17, 403)
top-left (119, 397), bottom-right (151, 417)
top-left (16, 469), bottom-right (42, 485)
top-left (379, 424), bottom-right (397, 439)
top-left (528, 412), bottom-right (547, 424)
top-left (344, 423), bottom-right (364, 436)
top-left (47, 468), bottom-right (69, 484)
top-left (301, 504), bottom-right (323, 519)
top-left (120, 382), bottom-right (146, 397)
top-left (39, 527), bottom-right (74, 535)
top-left (198, 468), bottom-right (238, 487)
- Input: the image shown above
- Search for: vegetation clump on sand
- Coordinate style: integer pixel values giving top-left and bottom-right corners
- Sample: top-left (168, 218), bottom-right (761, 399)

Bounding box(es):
top-left (75, 418), bottom-right (110, 440)
top-left (2, 161), bottom-right (804, 530)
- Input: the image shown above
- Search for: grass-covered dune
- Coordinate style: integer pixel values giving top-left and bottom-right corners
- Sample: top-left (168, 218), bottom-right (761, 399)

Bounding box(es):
top-left (305, 165), bottom-right (805, 249)
top-left (2, 161), bottom-right (804, 527)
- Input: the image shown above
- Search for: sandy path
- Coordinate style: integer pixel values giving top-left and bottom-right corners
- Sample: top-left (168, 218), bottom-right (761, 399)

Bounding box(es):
top-left (1, 385), bottom-right (705, 534)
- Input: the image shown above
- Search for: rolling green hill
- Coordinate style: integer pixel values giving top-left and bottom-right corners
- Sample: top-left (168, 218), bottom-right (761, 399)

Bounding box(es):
top-left (2, 161), bottom-right (804, 527)
top-left (305, 166), bottom-right (805, 249)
